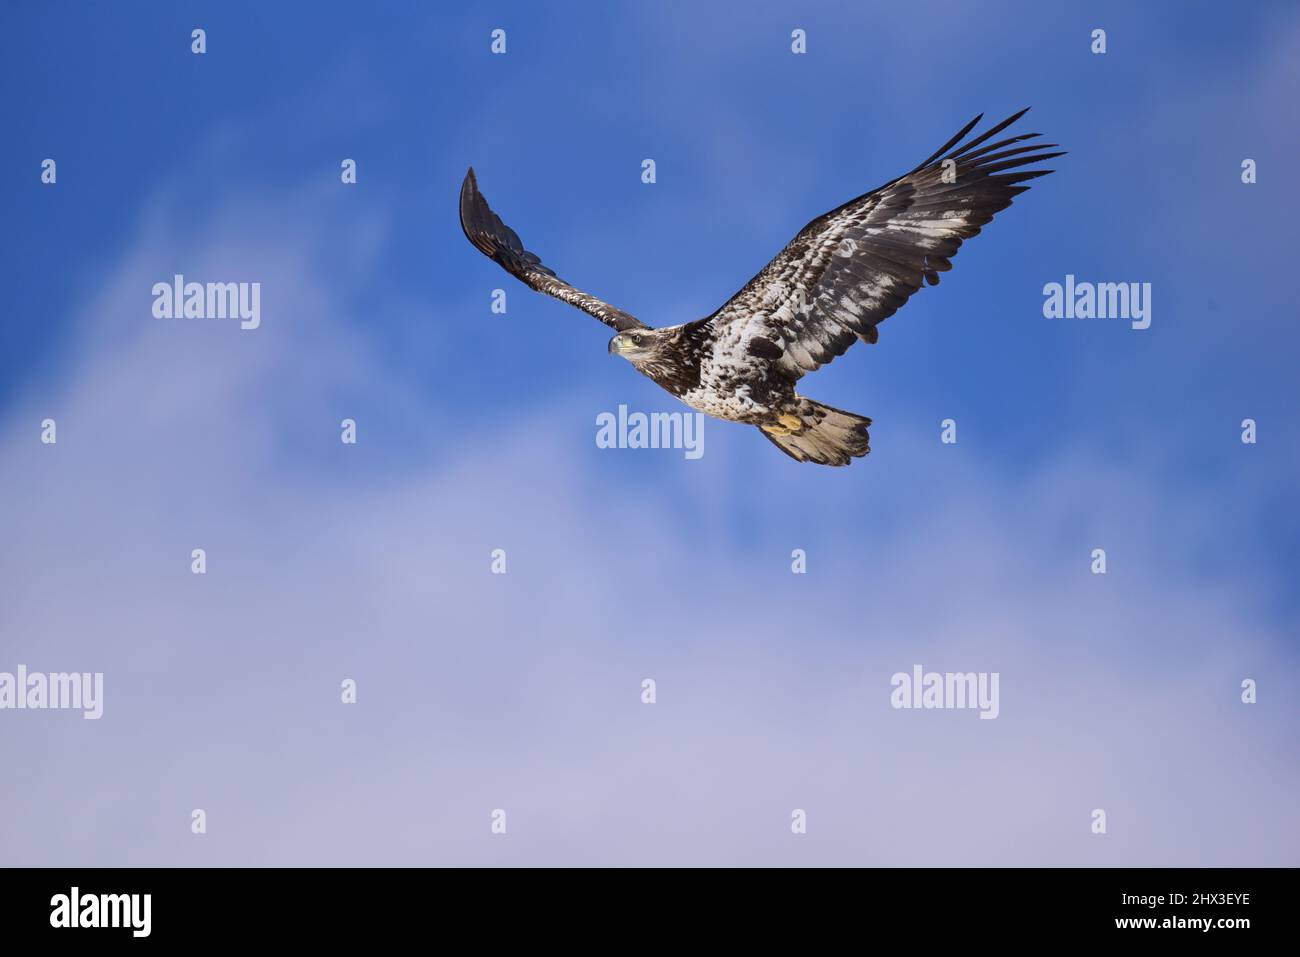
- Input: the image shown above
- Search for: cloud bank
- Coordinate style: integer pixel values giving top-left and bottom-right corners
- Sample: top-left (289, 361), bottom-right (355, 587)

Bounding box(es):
top-left (0, 181), bottom-right (1294, 867)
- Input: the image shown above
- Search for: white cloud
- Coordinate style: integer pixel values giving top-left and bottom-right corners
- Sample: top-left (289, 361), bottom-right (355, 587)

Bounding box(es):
top-left (0, 185), bottom-right (1295, 867)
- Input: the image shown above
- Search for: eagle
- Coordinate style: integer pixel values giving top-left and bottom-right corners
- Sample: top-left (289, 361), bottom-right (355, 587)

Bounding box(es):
top-left (460, 109), bottom-right (1061, 466)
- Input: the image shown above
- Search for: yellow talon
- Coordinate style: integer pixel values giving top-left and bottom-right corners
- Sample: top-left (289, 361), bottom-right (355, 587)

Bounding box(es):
top-left (763, 413), bottom-right (804, 436)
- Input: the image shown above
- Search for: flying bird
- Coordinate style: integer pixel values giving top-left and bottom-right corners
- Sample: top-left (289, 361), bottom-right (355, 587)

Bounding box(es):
top-left (460, 109), bottom-right (1061, 466)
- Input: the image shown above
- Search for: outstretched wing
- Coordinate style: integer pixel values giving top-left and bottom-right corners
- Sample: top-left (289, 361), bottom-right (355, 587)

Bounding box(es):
top-left (704, 109), bottom-right (1062, 379)
top-left (459, 168), bottom-right (646, 332)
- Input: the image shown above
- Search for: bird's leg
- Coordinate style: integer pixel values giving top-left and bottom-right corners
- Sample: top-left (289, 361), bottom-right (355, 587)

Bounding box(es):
top-left (763, 412), bottom-right (805, 436)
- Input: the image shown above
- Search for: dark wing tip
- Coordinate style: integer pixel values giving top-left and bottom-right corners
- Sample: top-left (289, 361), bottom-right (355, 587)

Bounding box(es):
top-left (459, 166), bottom-right (503, 259)
top-left (910, 112), bottom-right (984, 172)
top-left (458, 168), bottom-right (559, 279)
top-left (460, 167), bottom-right (478, 208)
top-left (460, 164), bottom-right (514, 267)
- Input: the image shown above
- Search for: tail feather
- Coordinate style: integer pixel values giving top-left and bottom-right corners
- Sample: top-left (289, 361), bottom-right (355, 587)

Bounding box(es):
top-left (758, 396), bottom-right (871, 467)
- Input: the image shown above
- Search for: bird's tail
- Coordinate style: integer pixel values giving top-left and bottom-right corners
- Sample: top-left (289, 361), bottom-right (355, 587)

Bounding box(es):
top-left (758, 396), bottom-right (872, 467)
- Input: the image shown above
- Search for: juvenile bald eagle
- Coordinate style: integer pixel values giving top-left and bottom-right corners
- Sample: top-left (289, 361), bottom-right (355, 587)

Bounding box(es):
top-left (460, 109), bottom-right (1061, 466)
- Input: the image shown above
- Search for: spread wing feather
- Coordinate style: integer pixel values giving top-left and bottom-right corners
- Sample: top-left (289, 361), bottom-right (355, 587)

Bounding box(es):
top-left (704, 109), bottom-right (1062, 379)
top-left (459, 168), bottom-right (646, 332)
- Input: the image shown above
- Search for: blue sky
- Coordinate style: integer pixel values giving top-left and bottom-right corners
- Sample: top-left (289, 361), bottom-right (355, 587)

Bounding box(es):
top-left (0, 1), bottom-right (1296, 865)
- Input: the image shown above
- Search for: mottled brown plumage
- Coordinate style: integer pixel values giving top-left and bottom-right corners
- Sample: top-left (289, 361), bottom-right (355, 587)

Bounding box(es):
top-left (460, 110), bottom-right (1061, 466)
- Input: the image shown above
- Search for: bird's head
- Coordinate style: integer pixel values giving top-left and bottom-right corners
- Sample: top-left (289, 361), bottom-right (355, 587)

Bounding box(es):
top-left (608, 326), bottom-right (694, 386)
top-left (607, 328), bottom-right (662, 364)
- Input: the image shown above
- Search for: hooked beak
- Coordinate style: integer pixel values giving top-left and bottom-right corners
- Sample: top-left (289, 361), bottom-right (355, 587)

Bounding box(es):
top-left (608, 334), bottom-right (628, 356)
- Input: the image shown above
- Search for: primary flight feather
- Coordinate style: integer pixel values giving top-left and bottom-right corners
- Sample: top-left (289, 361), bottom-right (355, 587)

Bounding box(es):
top-left (460, 109), bottom-right (1062, 466)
